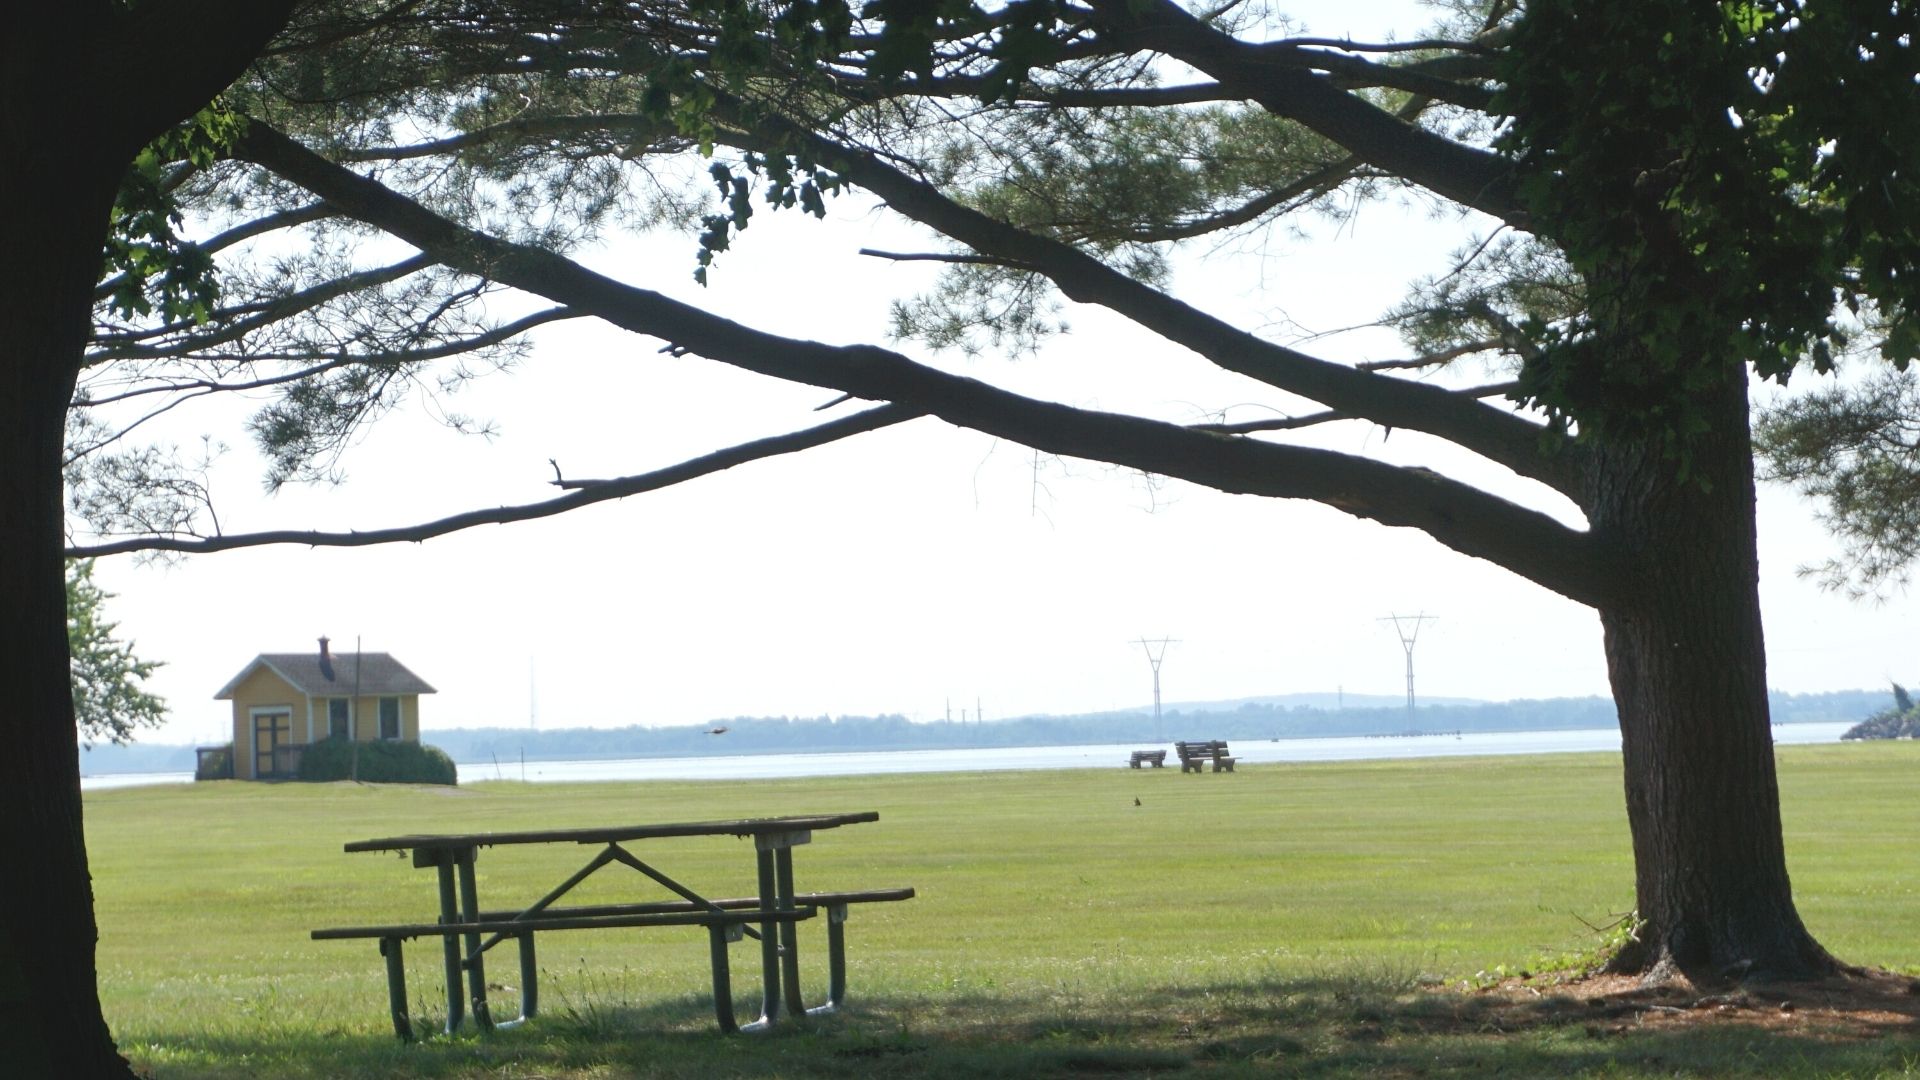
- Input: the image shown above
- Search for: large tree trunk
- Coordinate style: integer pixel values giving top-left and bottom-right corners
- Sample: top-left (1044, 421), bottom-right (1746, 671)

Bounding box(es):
top-left (0, 158), bottom-right (136, 1079)
top-left (1586, 367), bottom-right (1835, 982)
top-left (1, 6), bottom-right (297, 1074)
top-left (5, 10), bottom-right (142, 1076)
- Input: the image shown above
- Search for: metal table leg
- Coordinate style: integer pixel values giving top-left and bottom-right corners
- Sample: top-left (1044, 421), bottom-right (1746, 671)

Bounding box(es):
top-left (517, 932), bottom-right (539, 1022)
top-left (774, 847), bottom-right (805, 1015)
top-left (434, 854), bottom-right (465, 1034)
top-left (708, 922), bottom-right (741, 1034)
top-left (454, 848), bottom-right (494, 1031)
top-left (814, 904), bottom-right (849, 1013)
top-left (749, 847), bottom-right (783, 1028)
top-left (380, 936), bottom-right (413, 1040)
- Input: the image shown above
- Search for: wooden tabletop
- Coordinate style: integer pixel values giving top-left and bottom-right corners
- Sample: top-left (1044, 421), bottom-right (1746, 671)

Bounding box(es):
top-left (342, 811), bottom-right (880, 853)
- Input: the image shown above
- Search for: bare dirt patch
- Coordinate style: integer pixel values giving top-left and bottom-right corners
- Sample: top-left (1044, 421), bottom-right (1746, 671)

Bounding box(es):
top-left (1467, 967), bottom-right (1920, 1040)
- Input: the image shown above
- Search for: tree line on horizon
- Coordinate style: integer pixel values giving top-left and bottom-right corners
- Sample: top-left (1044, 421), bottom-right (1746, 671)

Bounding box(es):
top-left (85, 688), bottom-right (1891, 773)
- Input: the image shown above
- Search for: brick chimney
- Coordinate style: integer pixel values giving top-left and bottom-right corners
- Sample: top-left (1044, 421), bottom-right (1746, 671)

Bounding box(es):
top-left (318, 635), bottom-right (334, 680)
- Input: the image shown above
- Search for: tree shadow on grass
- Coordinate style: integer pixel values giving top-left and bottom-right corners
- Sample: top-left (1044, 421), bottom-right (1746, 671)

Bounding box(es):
top-left (121, 972), bottom-right (1920, 1079)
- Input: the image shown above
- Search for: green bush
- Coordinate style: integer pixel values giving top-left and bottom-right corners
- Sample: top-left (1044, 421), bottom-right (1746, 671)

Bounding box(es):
top-left (296, 736), bottom-right (458, 785)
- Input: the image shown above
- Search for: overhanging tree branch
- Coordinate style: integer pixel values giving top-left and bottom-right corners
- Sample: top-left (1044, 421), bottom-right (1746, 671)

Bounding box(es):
top-left (231, 121), bottom-right (1614, 605)
top-left (75, 307), bottom-right (577, 410)
top-left (88, 254), bottom-right (436, 358)
top-left (92, 202), bottom-right (334, 308)
top-left (1085, 0), bottom-right (1519, 224)
top-left (67, 403), bottom-right (923, 557)
top-left (338, 113), bottom-right (683, 162)
top-left (1194, 381), bottom-right (1522, 435)
top-left (709, 103), bottom-right (1574, 492)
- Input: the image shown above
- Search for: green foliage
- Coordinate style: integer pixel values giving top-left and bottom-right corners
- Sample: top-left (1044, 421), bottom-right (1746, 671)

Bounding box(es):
top-left (638, 0), bottom-right (1133, 286)
top-left (1494, 0), bottom-right (1920, 447)
top-left (624, 0), bottom-right (862, 282)
top-left (295, 736), bottom-right (458, 785)
top-left (83, 3), bottom-right (714, 532)
top-left (891, 102), bottom-right (1361, 355)
top-left (1389, 235), bottom-right (1581, 373)
top-left (693, 153), bottom-right (844, 285)
top-left (860, 0), bottom-right (980, 81)
top-left (101, 106), bottom-right (247, 324)
top-left (68, 559), bottom-right (167, 748)
top-left (1465, 909), bottom-right (1643, 987)
top-left (1754, 368), bottom-right (1920, 594)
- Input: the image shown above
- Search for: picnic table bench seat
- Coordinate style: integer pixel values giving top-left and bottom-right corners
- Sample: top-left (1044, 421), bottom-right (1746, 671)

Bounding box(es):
top-left (1128, 749), bottom-right (1167, 768)
top-left (1174, 740), bottom-right (1236, 773)
top-left (313, 887), bottom-right (915, 1039)
top-left (314, 907), bottom-right (815, 1038)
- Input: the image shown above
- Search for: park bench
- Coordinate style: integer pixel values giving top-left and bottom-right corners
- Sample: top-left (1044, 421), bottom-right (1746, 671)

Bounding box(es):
top-left (312, 887), bottom-right (914, 1039)
top-left (1175, 740), bottom-right (1236, 773)
top-left (1128, 749), bottom-right (1167, 768)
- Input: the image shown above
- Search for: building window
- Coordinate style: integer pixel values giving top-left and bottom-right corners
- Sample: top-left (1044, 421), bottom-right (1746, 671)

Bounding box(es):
top-left (379, 697), bottom-right (401, 740)
top-left (328, 697), bottom-right (350, 739)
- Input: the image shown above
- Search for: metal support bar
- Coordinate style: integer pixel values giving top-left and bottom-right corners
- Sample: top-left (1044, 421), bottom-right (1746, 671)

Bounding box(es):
top-left (753, 847), bottom-right (783, 1027)
top-left (477, 845), bottom-right (619, 954)
top-left (774, 847), bottom-right (805, 1017)
top-left (604, 843), bottom-right (762, 941)
top-left (434, 854), bottom-right (465, 1034)
top-left (812, 904), bottom-right (849, 1014)
top-left (380, 937), bottom-right (413, 1041)
top-left (517, 932), bottom-right (539, 1021)
top-left (455, 850), bottom-right (495, 1031)
top-left (708, 923), bottom-right (739, 1034)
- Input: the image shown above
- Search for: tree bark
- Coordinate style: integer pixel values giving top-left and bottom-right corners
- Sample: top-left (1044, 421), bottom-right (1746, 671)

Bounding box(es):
top-left (0, 135), bottom-right (135, 1080)
top-left (1585, 367), bottom-right (1836, 982)
top-left (1, 3), bottom-right (294, 1073)
top-left (1, 7), bottom-right (134, 1076)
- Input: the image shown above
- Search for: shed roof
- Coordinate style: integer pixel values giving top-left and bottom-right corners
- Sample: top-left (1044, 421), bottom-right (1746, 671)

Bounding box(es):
top-left (214, 653), bottom-right (437, 700)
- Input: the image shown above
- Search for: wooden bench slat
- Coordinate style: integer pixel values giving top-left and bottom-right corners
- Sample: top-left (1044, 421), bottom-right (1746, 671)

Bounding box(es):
top-left (315, 889), bottom-right (918, 941)
top-left (457, 887), bottom-right (916, 923)
top-left (312, 906), bottom-right (814, 941)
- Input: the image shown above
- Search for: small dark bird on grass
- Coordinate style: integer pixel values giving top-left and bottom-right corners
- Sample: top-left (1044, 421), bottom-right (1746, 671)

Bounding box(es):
top-left (706, 725), bottom-right (729, 735)
top-left (1133, 797), bottom-right (1141, 807)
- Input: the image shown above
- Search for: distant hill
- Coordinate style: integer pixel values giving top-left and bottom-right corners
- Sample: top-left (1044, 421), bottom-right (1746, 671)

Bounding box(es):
top-left (78, 686), bottom-right (1894, 774)
top-left (1160, 692), bottom-right (1485, 713)
top-left (77, 741), bottom-right (198, 776)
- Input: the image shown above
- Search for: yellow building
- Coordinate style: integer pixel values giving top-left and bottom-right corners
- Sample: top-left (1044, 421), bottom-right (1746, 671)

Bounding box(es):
top-left (214, 637), bottom-right (436, 779)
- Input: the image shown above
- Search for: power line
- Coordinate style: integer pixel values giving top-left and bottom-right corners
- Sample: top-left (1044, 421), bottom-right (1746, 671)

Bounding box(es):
top-left (1378, 613), bottom-right (1438, 724)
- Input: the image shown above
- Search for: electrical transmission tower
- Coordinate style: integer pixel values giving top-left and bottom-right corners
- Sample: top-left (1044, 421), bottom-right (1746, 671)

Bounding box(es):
top-left (1378, 614), bottom-right (1438, 725)
top-left (1136, 636), bottom-right (1179, 741)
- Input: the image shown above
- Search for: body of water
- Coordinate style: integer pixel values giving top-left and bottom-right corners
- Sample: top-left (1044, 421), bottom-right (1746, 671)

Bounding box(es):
top-left (80, 721), bottom-right (1857, 791)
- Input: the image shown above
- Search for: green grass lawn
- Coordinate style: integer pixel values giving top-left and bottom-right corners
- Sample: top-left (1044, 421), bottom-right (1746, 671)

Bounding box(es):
top-left (86, 742), bottom-right (1920, 1077)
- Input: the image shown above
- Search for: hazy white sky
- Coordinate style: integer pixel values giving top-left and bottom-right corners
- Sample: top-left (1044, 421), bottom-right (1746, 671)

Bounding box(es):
top-left (81, 1), bottom-right (1919, 747)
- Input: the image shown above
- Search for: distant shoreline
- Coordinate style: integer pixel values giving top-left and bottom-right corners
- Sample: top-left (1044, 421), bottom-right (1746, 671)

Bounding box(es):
top-left (81, 687), bottom-right (1882, 777)
top-left (81, 722), bottom-right (1859, 789)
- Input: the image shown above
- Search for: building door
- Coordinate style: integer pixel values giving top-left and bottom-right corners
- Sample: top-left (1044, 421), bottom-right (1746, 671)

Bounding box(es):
top-left (253, 710), bottom-right (291, 778)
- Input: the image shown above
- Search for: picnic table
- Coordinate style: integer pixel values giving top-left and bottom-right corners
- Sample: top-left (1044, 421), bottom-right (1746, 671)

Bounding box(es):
top-left (311, 812), bottom-right (912, 1038)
